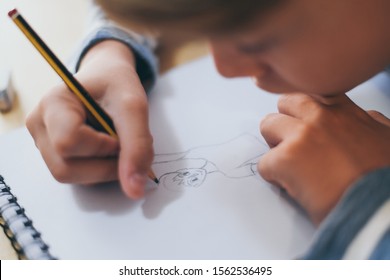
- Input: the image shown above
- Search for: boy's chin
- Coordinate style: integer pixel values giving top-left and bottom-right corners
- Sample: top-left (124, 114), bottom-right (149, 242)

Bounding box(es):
top-left (252, 77), bottom-right (294, 95)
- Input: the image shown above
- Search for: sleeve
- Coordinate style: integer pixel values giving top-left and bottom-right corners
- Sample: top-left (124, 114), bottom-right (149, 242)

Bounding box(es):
top-left (69, 1), bottom-right (159, 92)
top-left (302, 167), bottom-right (390, 259)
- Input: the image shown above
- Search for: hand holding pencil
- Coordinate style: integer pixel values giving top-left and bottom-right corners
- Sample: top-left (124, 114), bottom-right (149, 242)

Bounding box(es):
top-left (9, 9), bottom-right (158, 198)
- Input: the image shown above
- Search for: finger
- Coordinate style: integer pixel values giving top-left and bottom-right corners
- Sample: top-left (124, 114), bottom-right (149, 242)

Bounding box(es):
top-left (260, 113), bottom-right (302, 147)
top-left (277, 93), bottom-right (352, 119)
top-left (49, 156), bottom-right (119, 185)
top-left (257, 147), bottom-right (287, 189)
top-left (33, 126), bottom-right (125, 186)
top-left (277, 94), bottom-right (319, 119)
top-left (42, 92), bottom-right (120, 158)
top-left (257, 144), bottom-right (299, 198)
top-left (367, 110), bottom-right (390, 127)
top-left (31, 125), bottom-right (119, 184)
top-left (47, 120), bottom-right (120, 158)
top-left (110, 92), bottom-right (154, 199)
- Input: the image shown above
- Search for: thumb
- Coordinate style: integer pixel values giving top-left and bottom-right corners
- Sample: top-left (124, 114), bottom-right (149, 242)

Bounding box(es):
top-left (111, 92), bottom-right (154, 199)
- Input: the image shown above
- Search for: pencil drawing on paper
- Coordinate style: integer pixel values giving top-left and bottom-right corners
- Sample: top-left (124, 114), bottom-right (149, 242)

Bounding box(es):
top-left (152, 134), bottom-right (268, 191)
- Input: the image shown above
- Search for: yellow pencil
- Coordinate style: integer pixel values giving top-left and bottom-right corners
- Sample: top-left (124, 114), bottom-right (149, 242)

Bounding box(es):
top-left (9, 8), bottom-right (158, 184)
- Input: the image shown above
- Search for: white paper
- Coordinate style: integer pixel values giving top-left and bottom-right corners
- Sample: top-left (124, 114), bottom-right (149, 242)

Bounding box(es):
top-left (1, 56), bottom-right (389, 259)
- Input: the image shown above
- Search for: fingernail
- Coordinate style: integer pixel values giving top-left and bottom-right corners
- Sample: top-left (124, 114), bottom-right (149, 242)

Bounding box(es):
top-left (127, 173), bottom-right (147, 198)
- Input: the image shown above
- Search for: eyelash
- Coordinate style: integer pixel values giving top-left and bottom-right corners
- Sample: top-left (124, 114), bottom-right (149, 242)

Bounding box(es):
top-left (237, 39), bottom-right (276, 54)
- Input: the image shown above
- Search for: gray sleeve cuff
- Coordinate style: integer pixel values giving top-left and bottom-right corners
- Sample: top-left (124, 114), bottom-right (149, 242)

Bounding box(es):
top-left (73, 26), bottom-right (159, 92)
top-left (303, 167), bottom-right (390, 259)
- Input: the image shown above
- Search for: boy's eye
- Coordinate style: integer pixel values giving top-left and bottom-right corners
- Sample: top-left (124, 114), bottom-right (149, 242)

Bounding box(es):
top-left (237, 38), bottom-right (276, 54)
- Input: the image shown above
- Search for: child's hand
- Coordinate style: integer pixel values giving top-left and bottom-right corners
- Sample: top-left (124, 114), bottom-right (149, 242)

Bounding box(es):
top-left (259, 93), bottom-right (390, 224)
top-left (26, 40), bottom-right (154, 199)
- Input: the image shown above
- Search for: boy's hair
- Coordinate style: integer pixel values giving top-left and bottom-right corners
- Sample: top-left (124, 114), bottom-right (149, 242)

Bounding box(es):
top-left (96, 0), bottom-right (282, 36)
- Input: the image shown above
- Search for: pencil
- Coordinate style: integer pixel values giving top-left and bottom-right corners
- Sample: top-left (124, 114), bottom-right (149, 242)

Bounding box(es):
top-left (9, 8), bottom-right (159, 184)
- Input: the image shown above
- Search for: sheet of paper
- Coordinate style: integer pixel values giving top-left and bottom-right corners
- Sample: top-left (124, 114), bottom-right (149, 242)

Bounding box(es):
top-left (1, 56), bottom-right (389, 259)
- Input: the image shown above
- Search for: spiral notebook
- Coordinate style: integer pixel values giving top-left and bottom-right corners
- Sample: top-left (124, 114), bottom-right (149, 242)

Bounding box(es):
top-left (1, 56), bottom-right (389, 260)
top-left (0, 177), bottom-right (54, 259)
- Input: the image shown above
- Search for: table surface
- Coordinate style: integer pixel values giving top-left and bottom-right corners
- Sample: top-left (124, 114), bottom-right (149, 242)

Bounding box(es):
top-left (0, 0), bottom-right (208, 260)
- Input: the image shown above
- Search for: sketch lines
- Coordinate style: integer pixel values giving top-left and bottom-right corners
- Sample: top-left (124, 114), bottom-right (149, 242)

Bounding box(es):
top-left (152, 134), bottom-right (268, 191)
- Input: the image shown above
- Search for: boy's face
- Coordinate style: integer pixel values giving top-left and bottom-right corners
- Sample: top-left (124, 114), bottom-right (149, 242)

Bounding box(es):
top-left (209, 0), bottom-right (390, 97)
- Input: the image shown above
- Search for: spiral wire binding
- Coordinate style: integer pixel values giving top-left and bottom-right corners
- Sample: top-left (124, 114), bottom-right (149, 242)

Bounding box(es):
top-left (0, 175), bottom-right (56, 259)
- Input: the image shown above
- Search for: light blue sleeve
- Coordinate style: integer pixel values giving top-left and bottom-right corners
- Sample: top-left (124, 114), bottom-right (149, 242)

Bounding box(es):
top-left (369, 227), bottom-right (390, 259)
top-left (303, 167), bottom-right (390, 259)
top-left (70, 2), bottom-right (159, 92)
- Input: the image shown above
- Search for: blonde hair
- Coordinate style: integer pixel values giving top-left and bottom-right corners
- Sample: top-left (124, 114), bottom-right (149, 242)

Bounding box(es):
top-left (96, 0), bottom-right (282, 36)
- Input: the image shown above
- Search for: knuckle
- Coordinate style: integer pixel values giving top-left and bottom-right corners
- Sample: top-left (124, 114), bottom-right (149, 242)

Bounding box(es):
top-left (282, 143), bottom-right (299, 163)
top-left (260, 113), bottom-right (277, 133)
top-left (260, 114), bottom-right (271, 127)
top-left (277, 94), bottom-right (294, 110)
top-left (278, 93), bottom-right (319, 113)
top-left (25, 109), bottom-right (40, 134)
top-left (50, 163), bottom-right (72, 183)
top-left (34, 96), bottom-right (53, 123)
top-left (25, 113), bottom-right (34, 130)
top-left (39, 93), bottom-right (54, 108)
top-left (121, 94), bottom-right (148, 111)
top-left (311, 104), bottom-right (327, 119)
top-left (257, 156), bottom-right (269, 179)
top-left (40, 87), bottom-right (64, 108)
top-left (296, 121), bottom-right (309, 135)
top-left (294, 123), bottom-right (316, 143)
top-left (278, 94), bottom-right (289, 102)
top-left (52, 134), bottom-right (78, 157)
top-left (258, 152), bottom-right (277, 181)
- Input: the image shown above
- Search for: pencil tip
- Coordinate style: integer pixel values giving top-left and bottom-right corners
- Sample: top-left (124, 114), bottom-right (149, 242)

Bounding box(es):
top-left (153, 178), bottom-right (159, 184)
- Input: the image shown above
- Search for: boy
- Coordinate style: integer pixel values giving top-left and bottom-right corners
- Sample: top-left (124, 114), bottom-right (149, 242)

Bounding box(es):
top-left (26, 0), bottom-right (390, 258)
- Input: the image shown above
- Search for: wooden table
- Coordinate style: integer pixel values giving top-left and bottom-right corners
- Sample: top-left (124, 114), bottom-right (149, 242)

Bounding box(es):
top-left (0, 0), bottom-right (208, 259)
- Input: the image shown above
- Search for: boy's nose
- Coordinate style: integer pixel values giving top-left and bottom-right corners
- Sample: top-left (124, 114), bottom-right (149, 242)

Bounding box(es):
top-left (209, 41), bottom-right (267, 78)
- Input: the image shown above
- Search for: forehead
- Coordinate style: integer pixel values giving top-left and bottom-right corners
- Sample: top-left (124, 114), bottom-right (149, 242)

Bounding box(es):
top-left (210, 0), bottom-right (305, 42)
